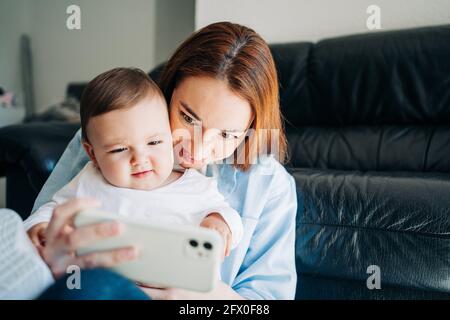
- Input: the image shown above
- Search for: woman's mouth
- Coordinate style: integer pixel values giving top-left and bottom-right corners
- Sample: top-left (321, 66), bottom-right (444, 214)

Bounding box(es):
top-left (131, 170), bottom-right (153, 178)
top-left (179, 148), bottom-right (207, 166)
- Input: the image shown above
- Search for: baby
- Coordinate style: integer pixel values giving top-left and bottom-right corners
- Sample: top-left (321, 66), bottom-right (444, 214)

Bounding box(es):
top-left (24, 67), bottom-right (243, 258)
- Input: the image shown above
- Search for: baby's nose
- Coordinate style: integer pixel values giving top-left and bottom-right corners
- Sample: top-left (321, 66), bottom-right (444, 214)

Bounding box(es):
top-left (131, 152), bottom-right (150, 166)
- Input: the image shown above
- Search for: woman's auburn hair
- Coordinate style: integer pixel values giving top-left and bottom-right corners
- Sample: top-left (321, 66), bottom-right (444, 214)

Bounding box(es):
top-left (158, 21), bottom-right (288, 171)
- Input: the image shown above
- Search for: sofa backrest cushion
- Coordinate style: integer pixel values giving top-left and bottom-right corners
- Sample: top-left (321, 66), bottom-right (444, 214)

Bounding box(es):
top-left (271, 25), bottom-right (450, 172)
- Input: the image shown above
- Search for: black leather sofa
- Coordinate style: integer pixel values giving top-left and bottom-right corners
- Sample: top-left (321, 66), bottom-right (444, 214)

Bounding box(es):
top-left (1, 25), bottom-right (450, 299)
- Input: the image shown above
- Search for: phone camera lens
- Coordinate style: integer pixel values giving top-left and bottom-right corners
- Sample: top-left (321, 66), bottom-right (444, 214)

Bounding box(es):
top-left (189, 239), bottom-right (198, 247)
top-left (203, 242), bottom-right (213, 250)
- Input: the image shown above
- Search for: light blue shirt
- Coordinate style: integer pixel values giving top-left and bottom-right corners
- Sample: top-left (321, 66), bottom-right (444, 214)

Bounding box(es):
top-left (32, 130), bottom-right (298, 299)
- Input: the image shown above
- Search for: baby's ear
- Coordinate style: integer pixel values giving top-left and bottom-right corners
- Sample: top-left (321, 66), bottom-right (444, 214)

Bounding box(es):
top-left (82, 141), bottom-right (98, 166)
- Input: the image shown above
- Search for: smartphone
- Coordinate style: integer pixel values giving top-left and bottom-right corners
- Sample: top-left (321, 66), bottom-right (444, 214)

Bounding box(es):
top-left (74, 209), bottom-right (223, 292)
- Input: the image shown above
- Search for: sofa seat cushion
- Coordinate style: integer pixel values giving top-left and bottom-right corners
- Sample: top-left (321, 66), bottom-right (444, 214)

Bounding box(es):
top-left (290, 168), bottom-right (450, 296)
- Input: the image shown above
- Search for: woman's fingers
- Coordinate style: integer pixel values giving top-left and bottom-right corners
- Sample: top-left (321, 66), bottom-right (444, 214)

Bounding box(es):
top-left (27, 222), bottom-right (49, 247)
top-left (63, 220), bottom-right (122, 251)
top-left (138, 286), bottom-right (170, 300)
top-left (225, 234), bottom-right (231, 257)
top-left (217, 229), bottom-right (230, 258)
top-left (45, 198), bottom-right (100, 241)
top-left (74, 246), bottom-right (139, 269)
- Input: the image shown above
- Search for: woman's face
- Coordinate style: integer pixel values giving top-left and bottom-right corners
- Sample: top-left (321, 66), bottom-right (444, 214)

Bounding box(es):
top-left (169, 76), bottom-right (253, 169)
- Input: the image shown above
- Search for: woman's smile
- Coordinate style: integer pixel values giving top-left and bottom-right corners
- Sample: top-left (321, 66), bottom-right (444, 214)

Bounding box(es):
top-left (179, 147), bottom-right (208, 166)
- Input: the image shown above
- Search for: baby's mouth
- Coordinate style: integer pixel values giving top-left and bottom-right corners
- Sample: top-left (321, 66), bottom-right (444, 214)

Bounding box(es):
top-left (131, 170), bottom-right (153, 178)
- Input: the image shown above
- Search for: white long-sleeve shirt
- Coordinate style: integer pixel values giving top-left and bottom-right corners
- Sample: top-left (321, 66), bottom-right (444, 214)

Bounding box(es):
top-left (24, 162), bottom-right (243, 249)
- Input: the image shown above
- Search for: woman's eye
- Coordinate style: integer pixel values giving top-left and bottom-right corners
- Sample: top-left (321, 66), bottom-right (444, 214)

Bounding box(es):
top-left (221, 132), bottom-right (238, 140)
top-left (109, 148), bottom-right (127, 153)
top-left (148, 140), bottom-right (162, 146)
top-left (181, 111), bottom-right (194, 125)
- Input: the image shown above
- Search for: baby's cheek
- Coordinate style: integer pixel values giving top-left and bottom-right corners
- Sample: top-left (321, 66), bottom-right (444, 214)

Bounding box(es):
top-left (157, 154), bottom-right (174, 176)
top-left (105, 162), bottom-right (130, 187)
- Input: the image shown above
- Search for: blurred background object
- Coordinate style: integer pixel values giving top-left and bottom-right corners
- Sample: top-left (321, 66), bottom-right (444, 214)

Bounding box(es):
top-left (0, 86), bottom-right (24, 128)
top-left (0, 86), bottom-right (17, 108)
top-left (20, 34), bottom-right (35, 118)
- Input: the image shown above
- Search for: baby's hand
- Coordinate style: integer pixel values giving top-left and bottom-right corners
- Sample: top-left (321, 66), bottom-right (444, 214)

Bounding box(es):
top-left (200, 212), bottom-right (232, 258)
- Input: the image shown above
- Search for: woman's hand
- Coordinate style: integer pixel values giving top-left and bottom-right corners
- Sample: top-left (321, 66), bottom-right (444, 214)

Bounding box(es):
top-left (27, 222), bottom-right (49, 257)
top-left (39, 198), bottom-right (139, 278)
top-left (138, 281), bottom-right (245, 300)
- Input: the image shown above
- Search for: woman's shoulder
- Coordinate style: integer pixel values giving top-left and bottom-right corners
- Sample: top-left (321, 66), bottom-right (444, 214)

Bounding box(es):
top-left (215, 155), bottom-right (291, 176)
top-left (72, 128), bottom-right (82, 143)
top-left (254, 155), bottom-right (290, 173)
top-left (239, 158), bottom-right (297, 222)
top-left (248, 155), bottom-right (294, 184)
top-left (217, 156), bottom-right (295, 200)
top-left (176, 168), bottom-right (216, 189)
top-left (67, 161), bottom-right (100, 187)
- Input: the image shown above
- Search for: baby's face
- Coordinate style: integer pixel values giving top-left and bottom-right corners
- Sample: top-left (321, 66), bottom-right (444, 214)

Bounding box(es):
top-left (84, 95), bottom-right (174, 191)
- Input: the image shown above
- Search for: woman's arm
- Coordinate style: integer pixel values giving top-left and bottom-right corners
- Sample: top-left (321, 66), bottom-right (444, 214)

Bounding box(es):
top-left (27, 222), bottom-right (48, 255)
top-left (140, 168), bottom-right (298, 300)
top-left (32, 129), bottom-right (89, 213)
top-left (232, 172), bottom-right (298, 300)
top-left (138, 281), bottom-right (245, 300)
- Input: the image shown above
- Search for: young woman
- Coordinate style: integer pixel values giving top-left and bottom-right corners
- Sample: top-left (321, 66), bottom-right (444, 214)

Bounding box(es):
top-left (27, 22), bottom-right (297, 300)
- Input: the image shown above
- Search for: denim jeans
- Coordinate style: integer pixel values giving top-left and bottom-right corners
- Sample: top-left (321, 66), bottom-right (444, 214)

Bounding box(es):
top-left (37, 268), bottom-right (150, 300)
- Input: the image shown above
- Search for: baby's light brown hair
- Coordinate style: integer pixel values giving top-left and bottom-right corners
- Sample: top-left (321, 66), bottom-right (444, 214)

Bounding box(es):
top-left (80, 67), bottom-right (165, 141)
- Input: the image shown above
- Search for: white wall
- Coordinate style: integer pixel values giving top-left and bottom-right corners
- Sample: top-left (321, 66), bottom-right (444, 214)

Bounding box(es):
top-left (0, 0), bottom-right (32, 106)
top-left (31, 0), bottom-right (159, 112)
top-left (154, 0), bottom-right (195, 65)
top-left (0, 0), bottom-right (31, 209)
top-left (196, 0), bottom-right (450, 43)
top-left (0, 0), bottom-right (195, 113)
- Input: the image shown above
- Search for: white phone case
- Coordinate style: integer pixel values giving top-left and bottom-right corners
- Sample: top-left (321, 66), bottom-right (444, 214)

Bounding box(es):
top-left (74, 209), bottom-right (223, 292)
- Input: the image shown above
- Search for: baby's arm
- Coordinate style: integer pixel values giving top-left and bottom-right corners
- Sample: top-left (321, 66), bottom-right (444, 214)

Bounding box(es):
top-left (24, 168), bottom-right (84, 250)
top-left (24, 201), bottom-right (59, 233)
top-left (200, 213), bottom-right (233, 257)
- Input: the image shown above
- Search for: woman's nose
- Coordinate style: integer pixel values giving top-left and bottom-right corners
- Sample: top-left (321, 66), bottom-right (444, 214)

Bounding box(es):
top-left (192, 128), bottom-right (218, 161)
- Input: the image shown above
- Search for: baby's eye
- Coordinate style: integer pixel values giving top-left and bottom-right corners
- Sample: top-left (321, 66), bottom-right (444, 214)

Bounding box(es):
top-left (109, 147), bottom-right (127, 153)
top-left (221, 132), bottom-right (239, 140)
top-left (148, 140), bottom-right (162, 146)
top-left (180, 111), bottom-right (194, 125)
